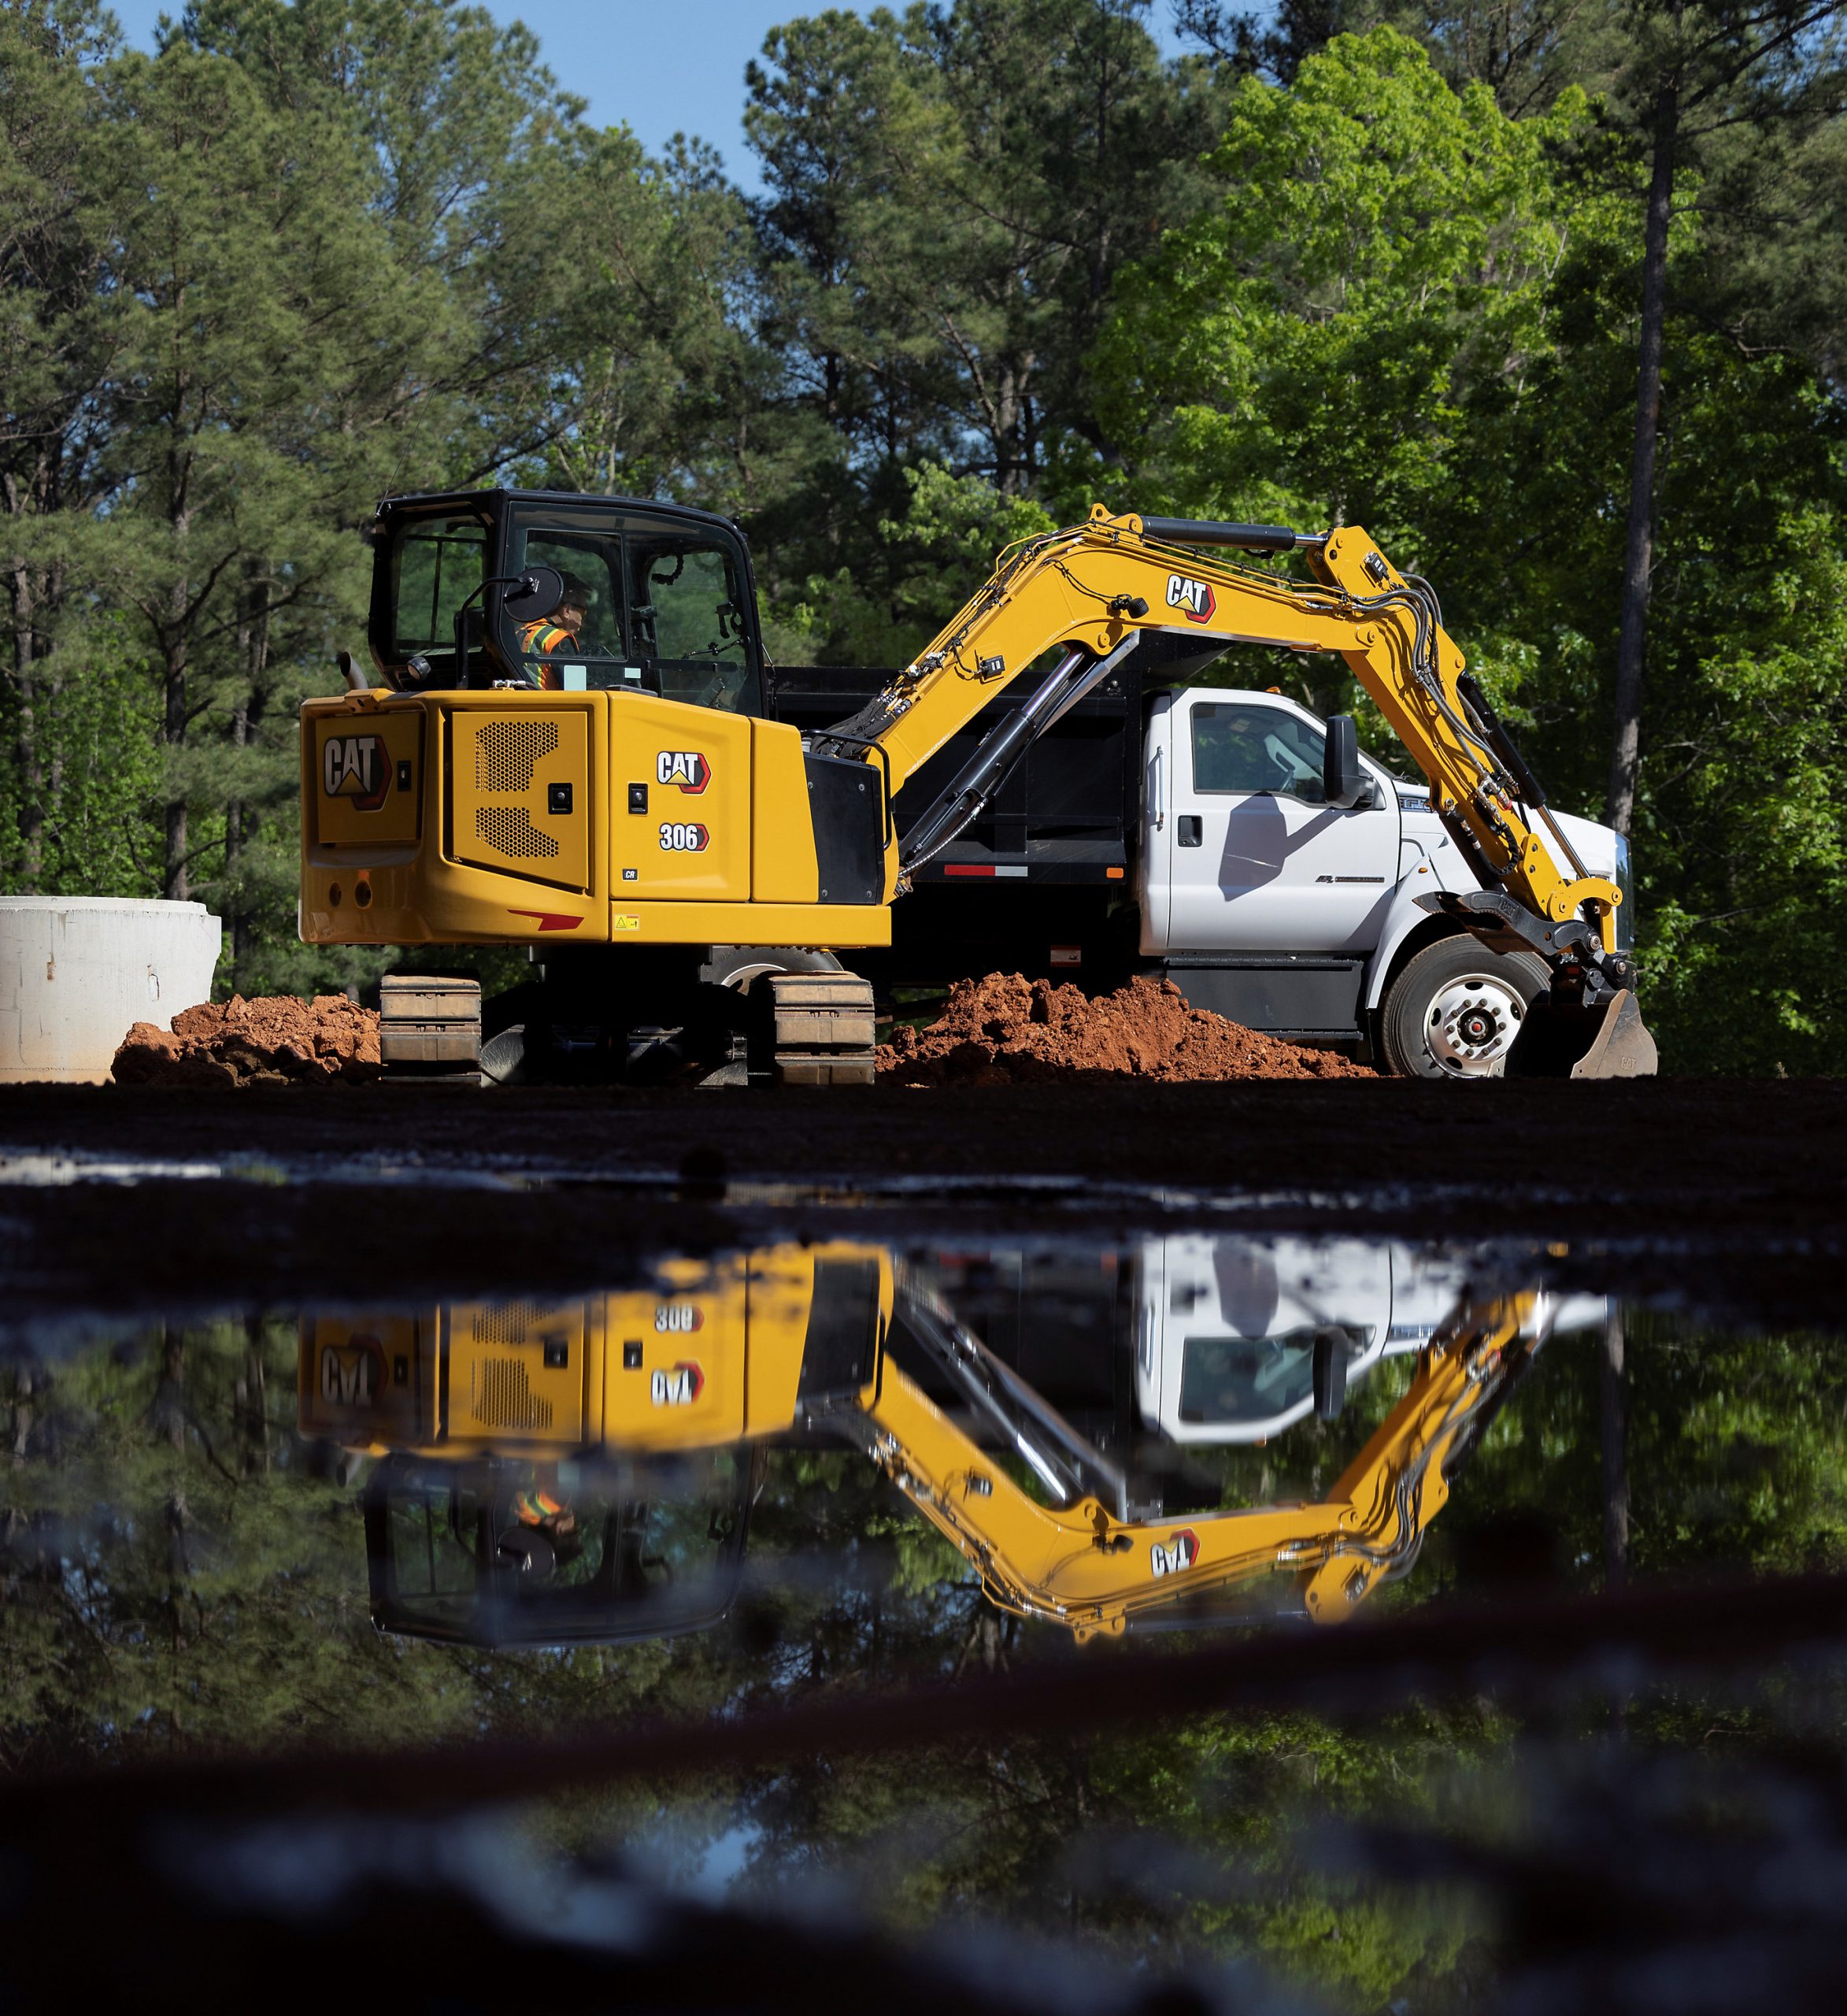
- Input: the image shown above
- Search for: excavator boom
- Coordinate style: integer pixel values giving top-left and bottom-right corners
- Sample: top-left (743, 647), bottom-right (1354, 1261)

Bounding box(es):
top-left (812, 509), bottom-right (1653, 1075)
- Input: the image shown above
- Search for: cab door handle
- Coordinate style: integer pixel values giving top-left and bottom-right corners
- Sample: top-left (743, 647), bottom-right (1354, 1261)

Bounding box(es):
top-left (1177, 815), bottom-right (1202, 847)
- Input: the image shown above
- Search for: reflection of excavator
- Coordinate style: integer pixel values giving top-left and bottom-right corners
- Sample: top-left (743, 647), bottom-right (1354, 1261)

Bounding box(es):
top-left (302, 494), bottom-right (1652, 1080)
top-left (301, 1244), bottom-right (1557, 1647)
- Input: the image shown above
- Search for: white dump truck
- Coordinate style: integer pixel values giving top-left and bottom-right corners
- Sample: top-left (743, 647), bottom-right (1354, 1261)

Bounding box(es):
top-left (762, 668), bottom-right (1630, 1079)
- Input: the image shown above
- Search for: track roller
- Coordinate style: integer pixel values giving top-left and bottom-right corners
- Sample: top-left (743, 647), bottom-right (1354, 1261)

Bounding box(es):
top-left (750, 971), bottom-right (877, 1087)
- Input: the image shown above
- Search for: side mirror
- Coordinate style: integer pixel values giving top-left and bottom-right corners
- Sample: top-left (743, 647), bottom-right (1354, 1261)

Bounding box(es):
top-left (1312, 1329), bottom-right (1349, 1421)
top-left (502, 565), bottom-right (566, 626)
top-left (1322, 714), bottom-right (1369, 810)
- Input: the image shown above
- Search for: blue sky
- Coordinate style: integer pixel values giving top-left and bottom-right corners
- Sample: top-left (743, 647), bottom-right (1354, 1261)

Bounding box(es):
top-left (106, 2), bottom-right (1197, 195)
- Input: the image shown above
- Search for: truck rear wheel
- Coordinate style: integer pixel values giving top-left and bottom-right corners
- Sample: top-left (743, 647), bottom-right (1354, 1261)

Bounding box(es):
top-left (1379, 936), bottom-right (1549, 1080)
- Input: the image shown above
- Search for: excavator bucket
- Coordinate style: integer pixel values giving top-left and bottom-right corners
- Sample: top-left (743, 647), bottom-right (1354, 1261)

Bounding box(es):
top-left (1506, 987), bottom-right (1658, 1080)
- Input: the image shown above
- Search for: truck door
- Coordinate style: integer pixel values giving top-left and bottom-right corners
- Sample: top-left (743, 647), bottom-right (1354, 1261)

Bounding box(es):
top-left (1161, 694), bottom-right (1401, 953)
top-left (1138, 695), bottom-right (1175, 949)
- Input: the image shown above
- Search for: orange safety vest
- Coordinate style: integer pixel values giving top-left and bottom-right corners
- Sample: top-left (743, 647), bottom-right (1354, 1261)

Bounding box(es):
top-left (517, 619), bottom-right (573, 689)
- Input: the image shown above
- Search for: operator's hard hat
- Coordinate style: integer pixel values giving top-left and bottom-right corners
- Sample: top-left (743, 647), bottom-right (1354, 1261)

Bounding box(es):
top-left (557, 570), bottom-right (594, 606)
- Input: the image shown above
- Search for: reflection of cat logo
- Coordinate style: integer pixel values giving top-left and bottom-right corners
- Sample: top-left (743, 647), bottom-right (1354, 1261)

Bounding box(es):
top-left (657, 751), bottom-right (711, 795)
top-left (320, 1339), bottom-right (382, 1406)
top-left (1165, 575), bottom-right (1217, 625)
top-left (650, 1361), bottom-right (705, 1407)
top-left (323, 733), bottom-right (390, 811)
top-left (1150, 1529), bottom-right (1199, 1577)
top-left (653, 1303), bottom-right (703, 1334)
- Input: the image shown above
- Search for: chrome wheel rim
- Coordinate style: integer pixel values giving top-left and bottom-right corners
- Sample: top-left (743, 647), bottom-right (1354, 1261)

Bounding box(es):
top-left (1425, 973), bottom-right (1526, 1077)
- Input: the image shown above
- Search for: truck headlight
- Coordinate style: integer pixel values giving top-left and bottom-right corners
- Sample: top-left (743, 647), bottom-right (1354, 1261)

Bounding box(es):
top-left (1614, 832), bottom-right (1634, 954)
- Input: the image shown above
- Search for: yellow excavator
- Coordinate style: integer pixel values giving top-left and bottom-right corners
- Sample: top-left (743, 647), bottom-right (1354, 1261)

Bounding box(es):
top-left (301, 490), bottom-right (1654, 1080)
top-left (301, 1242), bottom-right (1554, 1647)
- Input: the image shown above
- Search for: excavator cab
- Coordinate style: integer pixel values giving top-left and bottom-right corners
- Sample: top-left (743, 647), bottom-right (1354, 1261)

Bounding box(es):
top-left (365, 1448), bottom-right (755, 1649)
top-left (371, 488), bottom-right (765, 715)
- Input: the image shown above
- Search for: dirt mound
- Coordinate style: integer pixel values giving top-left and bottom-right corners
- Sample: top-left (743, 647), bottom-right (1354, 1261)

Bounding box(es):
top-left (878, 973), bottom-right (1375, 1085)
top-left (112, 995), bottom-right (382, 1088)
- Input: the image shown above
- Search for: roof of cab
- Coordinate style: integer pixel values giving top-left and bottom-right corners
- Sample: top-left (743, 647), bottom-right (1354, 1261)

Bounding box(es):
top-left (373, 487), bottom-right (742, 536)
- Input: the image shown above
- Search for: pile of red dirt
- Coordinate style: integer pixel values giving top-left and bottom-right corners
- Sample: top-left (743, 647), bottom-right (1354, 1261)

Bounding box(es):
top-left (878, 973), bottom-right (1375, 1085)
top-left (112, 995), bottom-right (382, 1088)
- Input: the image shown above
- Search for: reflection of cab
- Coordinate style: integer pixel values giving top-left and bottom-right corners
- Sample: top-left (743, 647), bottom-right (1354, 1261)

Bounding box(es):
top-left (367, 1449), bottom-right (752, 1648)
top-left (302, 1246), bottom-right (888, 1648)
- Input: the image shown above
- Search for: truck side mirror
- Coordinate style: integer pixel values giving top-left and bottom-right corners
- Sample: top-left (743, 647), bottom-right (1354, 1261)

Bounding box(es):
top-left (1322, 714), bottom-right (1369, 810)
top-left (1312, 1329), bottom-right (1349, 1421)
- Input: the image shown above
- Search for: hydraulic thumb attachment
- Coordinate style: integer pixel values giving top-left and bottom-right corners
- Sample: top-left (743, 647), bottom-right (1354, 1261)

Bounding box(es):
top-left (1422, 887), bottom-right (1659, 1080)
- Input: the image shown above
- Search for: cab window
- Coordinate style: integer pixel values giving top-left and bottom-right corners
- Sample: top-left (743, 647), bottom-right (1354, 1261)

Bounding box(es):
top-left (1191, 702), bottom-right (1326, 802)
top-left (628, 535), bottom-right (761, 716)
top-left (1179, 1333), bottom-right (1315, 1425)
top-left (505, 513), bottom-right (631, 691)
top-left (390, 517), bottom-right (485, 662)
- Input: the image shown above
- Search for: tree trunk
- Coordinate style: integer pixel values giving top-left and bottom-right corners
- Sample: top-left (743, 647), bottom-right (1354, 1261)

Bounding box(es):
top-left (1600, 1307), bottom-right (1629, 1593)
top-left (3, 474), bottom-right (46, 891)
top-left (1606, 87), bottom-right (1678, 837)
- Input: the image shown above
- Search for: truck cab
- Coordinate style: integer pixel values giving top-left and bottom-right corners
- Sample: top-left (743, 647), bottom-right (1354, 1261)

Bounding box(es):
top-left (1138, 686), bottom-right (1631, 1076)
top-left (1135, 1232), bottom-right (1608, 1444)
top-left (764, 666), bottom-right (1631, 1078)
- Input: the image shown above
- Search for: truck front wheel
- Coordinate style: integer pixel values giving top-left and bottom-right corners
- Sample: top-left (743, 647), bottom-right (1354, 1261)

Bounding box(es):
top-left (1379, 936), bottom-right (1549, 1080)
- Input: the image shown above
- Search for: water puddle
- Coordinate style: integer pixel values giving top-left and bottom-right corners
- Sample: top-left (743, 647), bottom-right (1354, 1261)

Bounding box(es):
top-left (6, 1227), bottom-right (1845, 2010)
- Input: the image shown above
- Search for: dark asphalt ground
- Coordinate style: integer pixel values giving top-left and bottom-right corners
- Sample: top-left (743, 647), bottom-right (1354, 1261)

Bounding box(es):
top-left (0, 1075), bottom-right (1837, 1326)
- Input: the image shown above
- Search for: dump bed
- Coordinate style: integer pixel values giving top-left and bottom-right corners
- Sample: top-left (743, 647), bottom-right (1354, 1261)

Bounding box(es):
top-left (764, 663), bottom-right (1142, 984)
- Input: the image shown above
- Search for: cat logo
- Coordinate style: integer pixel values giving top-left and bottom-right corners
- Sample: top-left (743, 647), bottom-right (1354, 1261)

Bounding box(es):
top-left (320, 1338), bottom-right (382, 1406)
top-left (1149, 1528), bottom-right (1200, 1577)
top-left (657, 750), bottom-right (711, 795)
top-left (322, 732), bottom-right (390, 811)
top-left (1165, 574), bottom-right (1217, 625)
top-left (653, 1303), bottom-right (704, 1334)
top-left (650, 1360), bottom-right (705, 1407)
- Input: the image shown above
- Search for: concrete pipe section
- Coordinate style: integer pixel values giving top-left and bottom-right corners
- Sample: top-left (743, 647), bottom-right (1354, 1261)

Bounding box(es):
top-left (0, 897), bottom-right (221, 1083)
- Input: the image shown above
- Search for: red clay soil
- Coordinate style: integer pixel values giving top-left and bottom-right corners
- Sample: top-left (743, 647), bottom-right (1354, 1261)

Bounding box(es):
top-left (112, 995), bottom-right (382, 1088)
top-left (878, 973), bottom-right (1374, 1085)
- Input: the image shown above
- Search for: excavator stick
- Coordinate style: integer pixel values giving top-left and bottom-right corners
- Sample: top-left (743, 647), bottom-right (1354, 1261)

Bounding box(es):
top-left (1507, 985), bottom-right (1659, 1080)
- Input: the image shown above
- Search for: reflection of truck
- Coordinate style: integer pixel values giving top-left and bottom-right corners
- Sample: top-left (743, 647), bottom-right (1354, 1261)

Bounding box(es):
top-left (766, 668), bottom-right (1629, 1076)
top-left (1136, 1235), bottom-right (1607, 1444)
top-left (301, 493), bottom-right (1652, 1080)
top-left (302, 1241), bottom-right (1564, 1646)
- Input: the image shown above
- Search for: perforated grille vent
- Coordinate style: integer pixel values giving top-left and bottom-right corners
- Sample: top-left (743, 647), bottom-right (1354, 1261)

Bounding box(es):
top-left (476, 719), bottom-right (558, 793)
top-left (472, 1354), bottom-right (553, 1432)
top-left (475, 805), bottom-right (558, 858)
top-left (470, 1302), bottom-right (555, 1346)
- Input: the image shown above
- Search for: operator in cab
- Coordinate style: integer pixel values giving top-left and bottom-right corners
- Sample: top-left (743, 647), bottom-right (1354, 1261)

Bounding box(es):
top-left (516, 571), bottom-right (594, 688)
